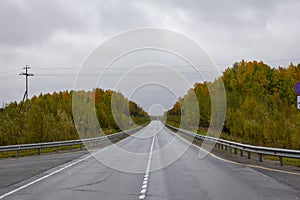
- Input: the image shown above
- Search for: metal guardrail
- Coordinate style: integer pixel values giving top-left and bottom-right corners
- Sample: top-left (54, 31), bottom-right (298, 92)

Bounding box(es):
top-left (166, 125), bottom-right (300, 166)
top-left (0, 126), bottom-right (144, 158)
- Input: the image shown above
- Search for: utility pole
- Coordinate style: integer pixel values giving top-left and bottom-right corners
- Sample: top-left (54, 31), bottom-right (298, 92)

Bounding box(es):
top-left (20, 65), bottom-right (34, 112)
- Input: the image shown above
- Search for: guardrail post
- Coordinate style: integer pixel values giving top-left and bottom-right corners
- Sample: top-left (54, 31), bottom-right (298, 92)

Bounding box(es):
top-left (225, 146), bottom-right (228, 151)
top-left (16, 150), bottom-right (19, 158)
top-left (166, 125), bottom-right (300, 166)
top-left (56, 146), bottom-right (59, 153)
top-left (258, 154), bottom-right (263, 162)
top-left (80, 144), bottom-right (83, 150)
top-left (70, 145), bottom-right (72, 152)
top-left (38, 148), bottom-right (41, 156)
top-left (279, 156), bottom-right (283, 166)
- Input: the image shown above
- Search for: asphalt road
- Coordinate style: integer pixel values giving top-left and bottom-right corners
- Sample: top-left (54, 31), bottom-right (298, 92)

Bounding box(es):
top-left (0, 150), bottom-right (88, 196)
top-left (1, 121), bottom-right (300, 200)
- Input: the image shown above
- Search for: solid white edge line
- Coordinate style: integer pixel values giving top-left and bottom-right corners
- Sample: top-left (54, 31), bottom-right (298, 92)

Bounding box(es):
top-left (0, 126), bottom-right (148, 199)
top-left (0, 154), bottom-right (92, 199)
top-left (167, 127), bottom-right (300, 176)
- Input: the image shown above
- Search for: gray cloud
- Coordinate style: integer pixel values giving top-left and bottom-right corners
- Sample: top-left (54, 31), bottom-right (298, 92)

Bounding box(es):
top-left (96, 1), bottom-right (152, 34)
top-left (0, 0), bottom-right (87, 47)
top-left (0, 0), bottom-right (300, 110)
top-left (134, 0), bottom-right (300, 65)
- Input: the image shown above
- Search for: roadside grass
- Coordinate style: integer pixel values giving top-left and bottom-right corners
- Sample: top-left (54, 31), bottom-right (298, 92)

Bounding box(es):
top-left (0, 127), bottom-right (125, 159)
top-left (166, 123), bottom-right (300, 169)
top-left (196, 129), bottom-right (300, 168)
top-left (262, 155), bottom-right (300, 167)
top-left (0, 144), bottom-right (83, 159)
top-left (0, 128), bottom-right (133, 160)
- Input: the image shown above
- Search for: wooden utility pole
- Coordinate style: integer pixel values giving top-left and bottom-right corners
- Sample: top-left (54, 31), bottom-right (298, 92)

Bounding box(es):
top-left (20, 65), bottom-right (34, 111)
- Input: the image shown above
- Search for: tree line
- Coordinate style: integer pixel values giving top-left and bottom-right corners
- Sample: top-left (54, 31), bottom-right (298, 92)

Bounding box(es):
top-left (166, 60), bottom-right (300, 149)
top-left (0, 89), bottom-right (150, 146)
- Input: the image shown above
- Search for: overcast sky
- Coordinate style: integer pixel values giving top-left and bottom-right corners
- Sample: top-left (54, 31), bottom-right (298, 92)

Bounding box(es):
top-left (1, 0), bottom-right (300, 113)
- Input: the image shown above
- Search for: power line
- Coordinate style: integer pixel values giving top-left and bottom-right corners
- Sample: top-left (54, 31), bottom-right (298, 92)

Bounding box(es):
top-left (264, 58), bottom-right (300, 63)
top-left (33, 71), bottom-right (217, 78)
top-left (0, 68), bottom-right (21, 75)
top-left (0, 58), bottom-right (298, 81)
top-left (1, 58), bottom-right (299, 75)
top-left (0, 75), bottom-right (19, 79)
top-left (26, 58), bottom-right (300, 70)
top-left (0, 76), bottom-right (19, 81)
top-left (32, 65), bottom-right (211, 70)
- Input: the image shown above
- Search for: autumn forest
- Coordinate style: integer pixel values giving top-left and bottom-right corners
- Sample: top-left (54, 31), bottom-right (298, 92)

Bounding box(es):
top-left (167, 60), bottom-right (300, 150)
top-left (1, 60), bottom-right (300, 150)
top-left (0, 89), bottom-right (150, 146)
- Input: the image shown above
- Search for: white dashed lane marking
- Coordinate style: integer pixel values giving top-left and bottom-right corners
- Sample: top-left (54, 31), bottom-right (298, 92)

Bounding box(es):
top-left (139, 135), bottom-right (155, 200)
